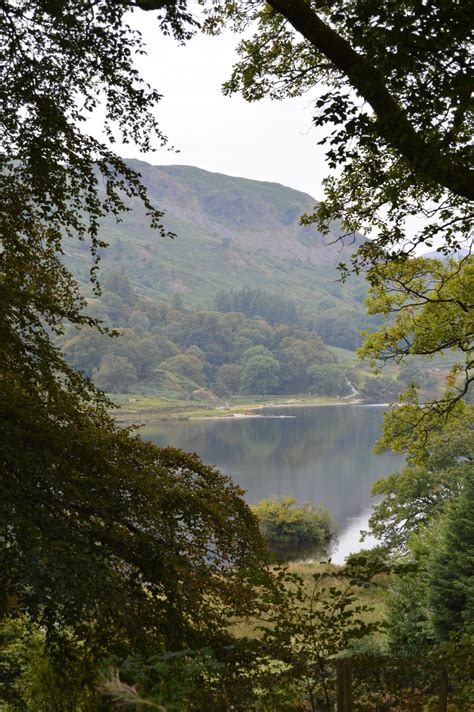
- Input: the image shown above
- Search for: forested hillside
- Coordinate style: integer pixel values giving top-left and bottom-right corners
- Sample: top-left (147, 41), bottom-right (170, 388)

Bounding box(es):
top-left (61, 271), bottom-right (356, 398)
top-left (62, 269), bottom-right (437, 403)
top-left (64, 161), bottom-right (377, 350)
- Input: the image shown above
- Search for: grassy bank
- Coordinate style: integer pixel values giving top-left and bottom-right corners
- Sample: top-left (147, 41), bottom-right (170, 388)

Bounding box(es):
top-left (232, 559), bottom-right (389, 640)
top-left (110, 393), bottom-right (358, 423)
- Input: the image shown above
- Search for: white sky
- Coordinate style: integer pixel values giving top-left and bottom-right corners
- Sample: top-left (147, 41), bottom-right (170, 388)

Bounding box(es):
top-left (87, 11), bottom-right (329, 200)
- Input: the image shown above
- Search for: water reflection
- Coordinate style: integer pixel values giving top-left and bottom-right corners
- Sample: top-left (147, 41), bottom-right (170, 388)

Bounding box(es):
top-left (333, 506), bottom-right (381, 563)
top-left (141, 405), bottom-right (404, 561)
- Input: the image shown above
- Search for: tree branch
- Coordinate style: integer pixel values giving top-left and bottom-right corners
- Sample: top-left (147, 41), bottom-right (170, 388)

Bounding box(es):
top-left (266, 0), bottom-right (474, 201)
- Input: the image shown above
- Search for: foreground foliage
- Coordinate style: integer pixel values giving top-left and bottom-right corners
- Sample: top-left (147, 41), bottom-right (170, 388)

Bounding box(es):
top-left (0, 236), bottom-right (273, 707)
top-left (0, 1), bottom-right (270, 702)
top-left (99, 556), bottom-right (474, 710)
top-left (368, 405), bottom-right (473, 552)
top-left (0, 238), bottom-right (268, 652)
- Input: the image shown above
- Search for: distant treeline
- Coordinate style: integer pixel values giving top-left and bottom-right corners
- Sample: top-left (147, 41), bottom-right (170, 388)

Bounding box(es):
top-left (215, 286), bottom-right (368, 351)
top-left (215, 287), bottom-right (299, 325)
top-left (60, 269), bottom-right (415, 400)
top-left (61, 269), bottom-right (357, 398)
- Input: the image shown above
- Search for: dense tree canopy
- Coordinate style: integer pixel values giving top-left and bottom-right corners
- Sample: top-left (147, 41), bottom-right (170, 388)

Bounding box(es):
top-left (1, 0), bottom-right (181, 281)
top-left (0, 0), bottom-right (268, 670)
top-left (0, 235), bottom-right (267, 655)
top-left (215, 287), bottom-right (298, 325)
top-left (427, 467), bottom-right (474, 640)
top-left (360, 255), bottom-right (474, 413)
top-left (61, 270), bottom-right (340, 396)
top-left (368, 406), bottom-right (473, 553)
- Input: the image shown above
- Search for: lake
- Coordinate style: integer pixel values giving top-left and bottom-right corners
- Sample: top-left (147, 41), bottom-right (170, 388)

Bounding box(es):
top-left (141, 404), bottom-right (404, 562)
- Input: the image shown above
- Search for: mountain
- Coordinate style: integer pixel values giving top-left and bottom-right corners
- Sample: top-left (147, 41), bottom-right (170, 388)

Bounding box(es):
top-left (421, 248), bottom-right (470, 260)
top-left (65, 160), bottom-right (373, 349)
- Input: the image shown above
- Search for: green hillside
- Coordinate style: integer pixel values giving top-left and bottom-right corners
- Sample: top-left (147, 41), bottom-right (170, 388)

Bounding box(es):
top-left (64, 160), bottom-right (374, 350)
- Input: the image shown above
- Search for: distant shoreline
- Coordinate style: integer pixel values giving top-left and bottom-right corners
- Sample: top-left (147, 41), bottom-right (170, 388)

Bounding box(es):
top-left (189, 400), bottom-right (391, 421)
top-left (112, 395), bottom-right (390, 425)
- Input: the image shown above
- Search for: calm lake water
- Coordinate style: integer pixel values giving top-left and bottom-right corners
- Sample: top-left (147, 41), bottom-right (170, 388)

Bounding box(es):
top-left (141, 404), bottom-right (404, 562)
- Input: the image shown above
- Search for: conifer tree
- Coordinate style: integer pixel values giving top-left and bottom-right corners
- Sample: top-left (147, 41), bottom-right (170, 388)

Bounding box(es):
top-left (427, 470), bottom-right (474, 640)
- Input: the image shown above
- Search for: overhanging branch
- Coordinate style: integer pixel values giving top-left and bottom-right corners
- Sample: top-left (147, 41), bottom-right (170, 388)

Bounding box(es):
top-left (267, 0), bottom-right (473, 202)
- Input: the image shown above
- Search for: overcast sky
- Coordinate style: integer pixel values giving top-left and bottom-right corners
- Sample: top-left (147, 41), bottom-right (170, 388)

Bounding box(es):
top-left (88, 11), bottom-right (329, 201)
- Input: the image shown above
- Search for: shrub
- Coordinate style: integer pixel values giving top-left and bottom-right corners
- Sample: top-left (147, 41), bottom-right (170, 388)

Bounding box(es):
top-left (252, 496), bottom-right (336, 560)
